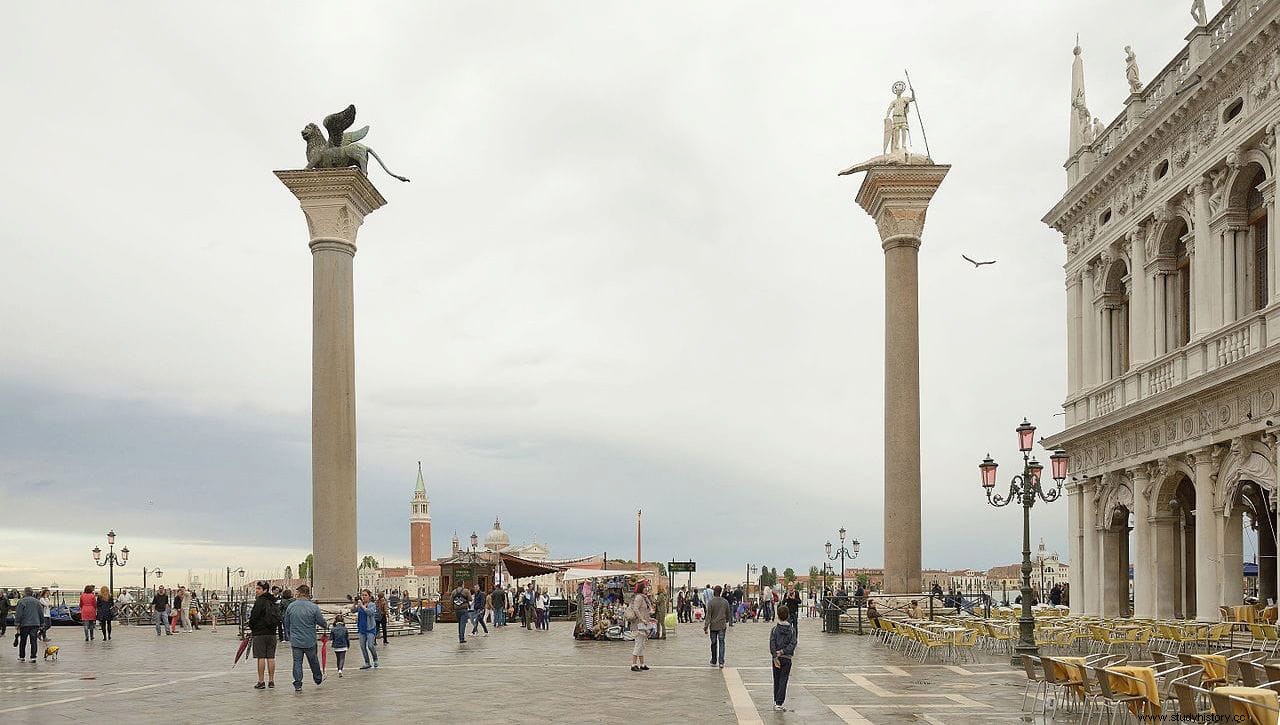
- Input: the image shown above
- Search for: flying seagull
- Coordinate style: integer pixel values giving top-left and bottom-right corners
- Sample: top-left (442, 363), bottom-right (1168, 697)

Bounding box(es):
top-left (962, 255), bottom-right (996, 268)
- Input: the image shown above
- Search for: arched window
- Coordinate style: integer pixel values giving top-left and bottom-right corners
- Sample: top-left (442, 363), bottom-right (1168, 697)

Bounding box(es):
top-left (1155, 219), bottom-right (1192, 355)
top-left (1102, 260), bottom-right (1130, 380)
top-left (1246, 167), bottom-right (1268, 312)
top-left (1175, 238), bottom-right (1191, 346)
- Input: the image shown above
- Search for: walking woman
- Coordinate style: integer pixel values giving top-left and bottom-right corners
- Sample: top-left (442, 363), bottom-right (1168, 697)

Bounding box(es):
top-left (208, 592), bottom-right (220, 631)
top-left (96, 586), bottom-right (114, 641)
top-left (38, 588), bottom-right (52, 642)
top-left (79, 585), bottom-right (98, 641)
top-left (376, 593), bottom-right (390, 646)
top-left (629, 580), bottom-right (654, 672)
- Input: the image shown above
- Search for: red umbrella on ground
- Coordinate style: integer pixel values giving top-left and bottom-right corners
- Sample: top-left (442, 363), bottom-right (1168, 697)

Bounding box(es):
top-left (320, 634), bottom-right (329, 671)
top-left (233, 636), bottom-right (251, 667)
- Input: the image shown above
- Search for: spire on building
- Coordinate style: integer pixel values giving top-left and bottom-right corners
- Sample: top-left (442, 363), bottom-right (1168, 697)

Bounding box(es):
top-left (415, 460), bottom-right (426, 494)
top-left (1069, 41), bottom-right (1090, 156)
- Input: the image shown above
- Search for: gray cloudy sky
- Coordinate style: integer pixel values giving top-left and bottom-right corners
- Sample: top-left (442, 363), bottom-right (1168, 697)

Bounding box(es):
top-left (0, 1), bottom-right (1194, 588)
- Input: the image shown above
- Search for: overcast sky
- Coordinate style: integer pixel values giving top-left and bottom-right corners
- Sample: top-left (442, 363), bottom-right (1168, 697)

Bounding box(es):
top-left (0, 1), bottom-right (1205, 589)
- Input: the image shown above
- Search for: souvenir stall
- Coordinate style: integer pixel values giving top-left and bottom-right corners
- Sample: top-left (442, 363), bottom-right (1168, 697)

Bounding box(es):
top-left (562, 568), bottom-right (655, 641)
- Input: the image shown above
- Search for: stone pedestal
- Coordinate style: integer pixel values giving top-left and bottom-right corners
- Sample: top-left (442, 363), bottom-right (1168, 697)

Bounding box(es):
top-left (851, 162), bottom-right (949, 594)
top-left (275, 168), bottom-right (387, 604)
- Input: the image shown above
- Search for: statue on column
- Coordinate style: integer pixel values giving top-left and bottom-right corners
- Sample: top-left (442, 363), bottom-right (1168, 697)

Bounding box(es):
top-left (1125, 46), bottom-right (1142, 95)
top-left (299, 104), bottom-right (411, 182)
top-left (838, 80), bottom-right (931, 175)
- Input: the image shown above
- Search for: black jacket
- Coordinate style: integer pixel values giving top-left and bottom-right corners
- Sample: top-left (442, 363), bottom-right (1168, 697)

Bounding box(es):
top-left (248, 593), bottom-right (279, 636)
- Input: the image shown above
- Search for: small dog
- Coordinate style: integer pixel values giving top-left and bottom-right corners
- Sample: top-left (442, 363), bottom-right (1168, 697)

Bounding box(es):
top-left (43, 645), bottom-right (59, 661)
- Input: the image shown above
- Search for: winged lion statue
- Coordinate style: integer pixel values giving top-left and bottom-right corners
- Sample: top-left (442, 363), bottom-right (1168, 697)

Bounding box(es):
top-left (301, 104), bottom-right (409, 182)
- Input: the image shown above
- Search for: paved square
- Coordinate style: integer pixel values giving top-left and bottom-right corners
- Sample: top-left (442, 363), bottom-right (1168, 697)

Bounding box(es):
top-left (0, 619), bottom-right (1036, 723)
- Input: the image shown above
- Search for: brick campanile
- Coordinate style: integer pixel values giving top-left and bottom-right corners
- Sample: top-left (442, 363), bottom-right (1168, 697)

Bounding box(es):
top-left (410, 461), bottom-right (432, 567)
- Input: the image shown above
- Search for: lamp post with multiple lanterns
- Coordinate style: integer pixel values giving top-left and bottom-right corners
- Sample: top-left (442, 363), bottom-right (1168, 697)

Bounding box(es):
top-left (466, 531), bottom-right (481, 588)
top-left (91, 530), bottom-right (129, 594)
top-left (978, 418), bottom-right (1069, 666)
top-left (824, 528), bottom-right (860, 593)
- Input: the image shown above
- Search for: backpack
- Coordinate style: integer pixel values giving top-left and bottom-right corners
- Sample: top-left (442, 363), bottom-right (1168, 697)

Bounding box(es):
top-left (452, 593), bottom-right (468, 609)
top-left (262, 600), bottom-right (282, 629)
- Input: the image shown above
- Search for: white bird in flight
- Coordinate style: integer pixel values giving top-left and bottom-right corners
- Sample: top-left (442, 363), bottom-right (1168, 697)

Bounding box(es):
top-left (962, 255), bottom-right (996, 268)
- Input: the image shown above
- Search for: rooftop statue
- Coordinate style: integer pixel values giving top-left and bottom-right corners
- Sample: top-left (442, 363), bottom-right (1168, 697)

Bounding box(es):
top-left (301, 104), bottom-right (410, 182)
top-left (1190, 0), bottom-right (1208, 26)
top-left (838, 80), bottom-right (932, 176)
top-left (1125, 46), bottom-right (1142, 95)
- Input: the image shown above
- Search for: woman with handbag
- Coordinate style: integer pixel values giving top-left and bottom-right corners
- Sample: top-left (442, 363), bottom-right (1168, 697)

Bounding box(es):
top-left (629, 580), bottom-right (654, 672)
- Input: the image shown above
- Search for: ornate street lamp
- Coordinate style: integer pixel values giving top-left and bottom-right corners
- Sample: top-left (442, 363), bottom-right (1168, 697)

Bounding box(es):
top-left (91, 530), bottom-right (129, 593)
top-left (142, 567), bottom-right (163, 594)
top-left (225, 566), bottom-right (245, 603)
top-left (825, 528), bottom-right (862, 633)
top-left (979, 418), bottom-right (1069, 665)
top-left (468, 531), bottom-right (480, 588)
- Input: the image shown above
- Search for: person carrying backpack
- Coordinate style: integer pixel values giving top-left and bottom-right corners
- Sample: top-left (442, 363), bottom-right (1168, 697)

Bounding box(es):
top-left (451, 587), bottom-right (470, 643)
top-left (248, 581), bottom-right (281, 690)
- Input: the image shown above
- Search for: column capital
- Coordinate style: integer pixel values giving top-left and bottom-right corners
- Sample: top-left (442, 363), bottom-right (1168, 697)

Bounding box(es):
top-left (851, 163), bottom-right (950, 247)
top-left (276, 169), bottom-right (387, 248)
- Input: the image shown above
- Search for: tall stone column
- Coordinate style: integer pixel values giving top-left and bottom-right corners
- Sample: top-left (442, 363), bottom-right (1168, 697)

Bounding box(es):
top-left (1222, 508), bottom-right (1243, 606)
top-left (1131, 465), bottom-right (1154, 617)
top-left (1190, 447), bottom-right (1221, 621)
top-left (1081, 265), bottom-right (1099, 389)
top-left (1067, 481), bottom-right (1084, 610)
top-left (1152, 513), bottom-right (1181, 618)
top-left (1080, 478), bottom-right (1100, 614)
top-left (1191, 179), bottom-right (1216, 337)
top-left (1128, 227), bottom-right (1151, 366)
top-left (1066, 272), bottom-right (1083, 394)
top-left (275, 168), bottom-right (387, 603)
top-left (851, 162), bottom-right (949, 595)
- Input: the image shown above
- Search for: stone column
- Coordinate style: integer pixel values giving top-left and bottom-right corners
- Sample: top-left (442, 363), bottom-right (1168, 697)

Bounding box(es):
top-left (1129, 228), bottom-right (1151, 366)
top-left (1099, 527), bottom-right (1121, 616)
top-left (1082, 265), bottom-right (1099, 389)
top-left (275, 168), bottom-right (387, 604)
top-left (1191, 448), bottom-right (1221, 620)
top-left (1081, 478), bottom-right (1100, 614)
top-left (1265, 180), bottom-right (1278, 307)
top-left (852, 162), bottom-right (949, 595)
top-left (1222, 507), bottom-right (1243, 606)
top-left (1152, 513), bottom-right (1181, 618)
top-left (1066, 272), bottom-right (1083, 394)
top-left (1192, 180), bottom-right (1217, 337)
top-left (1131, 465), bottom-right (1154, 617)
top-left (1153, 272), bottom-right (1168, 355)
top-left (1067, 481), bottom-right (1084, 610)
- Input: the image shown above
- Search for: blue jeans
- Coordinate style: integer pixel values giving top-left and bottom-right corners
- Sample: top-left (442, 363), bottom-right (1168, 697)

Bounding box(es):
top-left (18, 626), bottom-right (39, 659)
top-left (358, 631), bottom-right (378, 666)
top-left (154, 610), bottom-right (168, 635)
top-left (709, 629), bottom-right (726, 665)
top-left (495, 608), bottom-right (506, 627)
top-left (291, 645), bottom-right (321, 688)
top-left (471, 610), bottom-right (488, 634)
top-left (456, 610), bottom-right (468, 642)
top-left (83, 621), bottom-right (95, 641)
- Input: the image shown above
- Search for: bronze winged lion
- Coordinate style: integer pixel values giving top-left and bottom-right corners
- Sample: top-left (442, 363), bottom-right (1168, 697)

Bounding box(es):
top-left (301, 104), bottom-right (409, 182)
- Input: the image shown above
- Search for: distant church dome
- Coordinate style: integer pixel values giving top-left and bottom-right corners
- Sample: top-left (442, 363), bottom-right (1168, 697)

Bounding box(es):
top-left (484, 518), bottom-right (509, 551)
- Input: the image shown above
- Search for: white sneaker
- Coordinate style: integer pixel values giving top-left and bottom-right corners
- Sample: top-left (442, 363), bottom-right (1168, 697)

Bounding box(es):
top-left (773, 705), bottom-right (785, 712)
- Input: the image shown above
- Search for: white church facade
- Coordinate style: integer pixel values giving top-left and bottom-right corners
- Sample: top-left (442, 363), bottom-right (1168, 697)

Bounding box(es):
top-left (1045, 0), bottom-right (1278, 619)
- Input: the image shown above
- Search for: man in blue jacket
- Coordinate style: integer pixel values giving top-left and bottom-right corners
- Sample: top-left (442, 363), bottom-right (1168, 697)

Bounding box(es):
top-left (283, 584), bottom-right (329, 692)
top-left (14, 588), bottom-right (42, 663)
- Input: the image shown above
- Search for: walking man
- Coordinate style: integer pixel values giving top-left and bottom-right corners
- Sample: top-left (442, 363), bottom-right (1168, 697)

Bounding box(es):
top-left (283, 584), bottom-right (327, 692)
top-left (521, 583), bottom-right (535, 630)
top-left (451, 586), bottom-right (470, 643)
top-left (176, 586), bottom-right (192, 633)
top-left (15, 588), bottom-right (41, 663)
top-left (491, 586), bottom-right (506, 628)
top-left (471, 586), bottom-right (489, 637)
top-left (248, 580), bottom-right (281, 689)
top-left (152, 585), bottom-right (171, 636)
top-left (705, 585), bottom-right (730, 669)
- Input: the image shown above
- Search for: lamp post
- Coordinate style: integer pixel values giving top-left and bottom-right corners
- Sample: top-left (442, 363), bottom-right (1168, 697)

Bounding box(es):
top-left (468, 532), bottom-right (480, 589)
top-left (142, 567), bottom-right (163, 595)
top-left (225, 567), bottom-right (245, 604)
top-left (746, 564), bottom-right (758, 595)
top-left (91, 530), bottom-right (129, 594)
top-left (824, 528), bottom-right (861, 593)
top-left (978, 418), bottom-right (1069, 666)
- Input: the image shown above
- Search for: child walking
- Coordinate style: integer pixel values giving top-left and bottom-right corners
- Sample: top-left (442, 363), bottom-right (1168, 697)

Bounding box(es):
top-left (330, 615), bottom-right (350, 677)
top-left (770, 604), bottom-right (798, 712)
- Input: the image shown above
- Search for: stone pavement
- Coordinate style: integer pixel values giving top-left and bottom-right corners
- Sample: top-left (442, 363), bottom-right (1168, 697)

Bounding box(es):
top-left (0, 617), bottom-right (1039, 723)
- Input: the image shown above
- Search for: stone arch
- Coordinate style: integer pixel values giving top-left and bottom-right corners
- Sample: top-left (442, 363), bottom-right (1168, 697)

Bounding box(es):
top-left (1215, 437), bottom-right (1277, 513)
top-left (1152, 458), bottom-right (1196, 512)
top-left (1225, 151), bottom-right (1274, 209)
top-left (1098, 477), bottom-right (1134, 530)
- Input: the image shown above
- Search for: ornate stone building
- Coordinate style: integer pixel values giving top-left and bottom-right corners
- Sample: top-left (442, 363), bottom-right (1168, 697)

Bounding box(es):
top-left (1045, 0), bottom-right (1278, 620)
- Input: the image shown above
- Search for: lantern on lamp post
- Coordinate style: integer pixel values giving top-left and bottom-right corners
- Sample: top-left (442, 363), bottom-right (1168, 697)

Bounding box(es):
top-left (91, 530), bottom-right (129, 594)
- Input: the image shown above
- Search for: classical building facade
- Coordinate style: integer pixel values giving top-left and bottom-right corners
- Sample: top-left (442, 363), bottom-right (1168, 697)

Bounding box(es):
top-left (1045, 0), bottom-right (1278, 619)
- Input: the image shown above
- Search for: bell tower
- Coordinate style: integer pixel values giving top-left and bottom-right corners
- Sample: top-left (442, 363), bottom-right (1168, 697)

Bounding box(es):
top-left (409, 461), bottom-right (432, 567)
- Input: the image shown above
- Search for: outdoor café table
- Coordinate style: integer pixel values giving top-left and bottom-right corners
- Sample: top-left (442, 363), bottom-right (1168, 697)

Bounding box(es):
top-left (1104, 666), bottom-right (1161, 718)
top-left (1265, 606), bottom-right (1278, 624)
top-left (1049, 656), bottom-right (1088, 698)
top-left (1212, 686), bottom-right (1280, 725)
top-left (1232, 606), bottom-right (1259, 624)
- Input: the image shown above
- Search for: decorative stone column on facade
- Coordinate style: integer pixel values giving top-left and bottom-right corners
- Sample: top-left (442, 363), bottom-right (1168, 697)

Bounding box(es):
top-left (1067, 481), bottom-right (1084, 611)
top-left (275, 168), bottom-right (387, 604)
top-left (1192, 179), bottom-right (1217, 338)
top-left (1066, 272), bottom-right (1083, 394)
top-left (1152, 512), bottom-right (1181, 618)
top-left (1099, 525), bottom-right (1122, 617)
top-left (1222, 505), bottom-right (1244, 606)
top-left (1081, 265), bottom-right (1099, 390)
top-left (852, 162), bottom-right (949, 596)
top-left (1080, 477), bottom-right (1100, 615)
top-left (1263, 177), bottom-right (1278, 308)
top-left (1131, 464), bottom-right (1155, 617)
top-left (1190, 447), bottom-right (1221, 620)
top-left (1128, 226), bottom-right (1151, 366)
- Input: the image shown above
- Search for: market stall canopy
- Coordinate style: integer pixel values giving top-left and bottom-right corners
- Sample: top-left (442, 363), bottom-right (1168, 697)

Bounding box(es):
top-left (561, 567), bottom-right (652, 582)
top-left (500, 553), bottom-right (565, 579)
